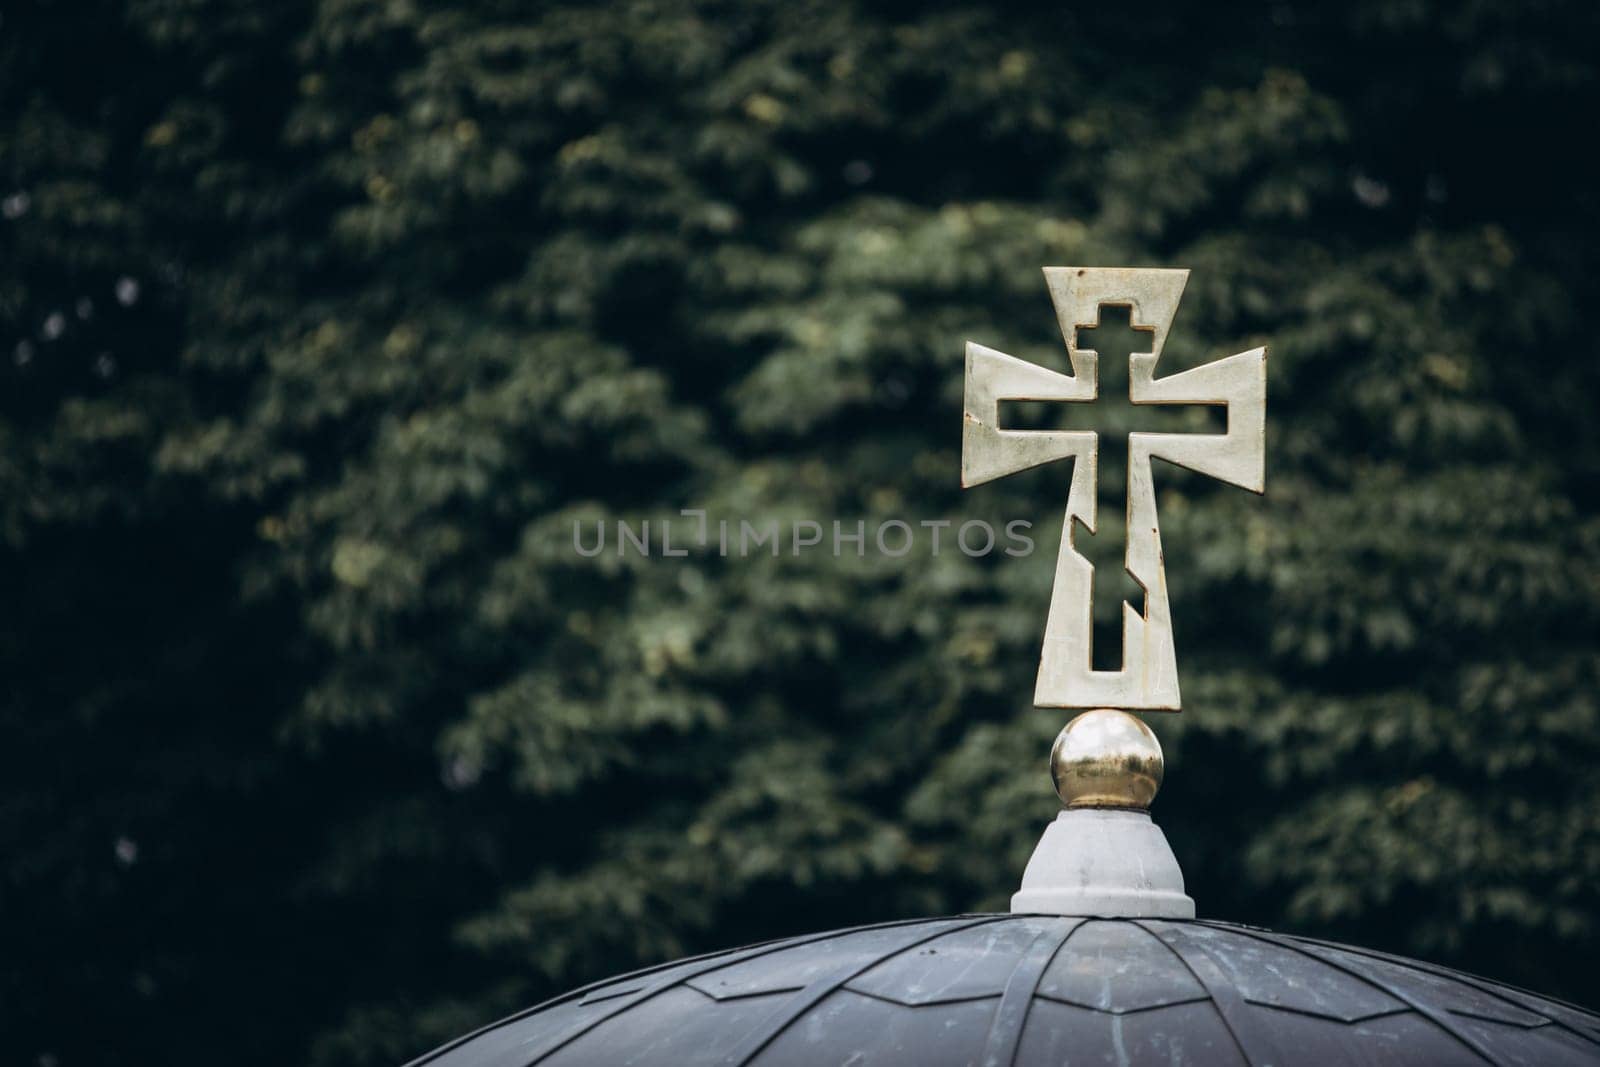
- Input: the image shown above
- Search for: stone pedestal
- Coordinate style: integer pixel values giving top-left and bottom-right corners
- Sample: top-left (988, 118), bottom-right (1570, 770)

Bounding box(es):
top-left (1010, 807), bottom-right (1195, 918)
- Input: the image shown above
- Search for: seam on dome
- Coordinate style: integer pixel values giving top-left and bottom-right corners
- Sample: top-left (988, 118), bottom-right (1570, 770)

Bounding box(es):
top-left (1215, 925), bottom-right (1504, 1066)
top-left (714, 915), bottom-right (1011, 1067)
top-left (1137, 920), bottom-right (1287, 1067)
top-left (978, 916), bottom-right (1086, 1067)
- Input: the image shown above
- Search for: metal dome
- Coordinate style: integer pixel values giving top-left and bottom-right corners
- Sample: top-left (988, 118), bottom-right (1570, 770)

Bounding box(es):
top-left (409, 914), bottom-right (1600, 1066)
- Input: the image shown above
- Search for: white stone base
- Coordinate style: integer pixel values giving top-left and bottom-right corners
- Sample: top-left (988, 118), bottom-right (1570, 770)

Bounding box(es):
top-left (1010, 808), bottom-right (1195, 918)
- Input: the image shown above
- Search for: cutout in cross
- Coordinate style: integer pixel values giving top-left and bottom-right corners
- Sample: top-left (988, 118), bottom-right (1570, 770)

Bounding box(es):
top-left (961, 267), bottom-right (1266, 711)
top-left (1002, 305), bottom-right (1217, 672)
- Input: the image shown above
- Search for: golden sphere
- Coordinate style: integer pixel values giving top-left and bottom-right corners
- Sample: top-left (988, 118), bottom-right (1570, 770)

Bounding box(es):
top-left (1050, 709), bottom-right (1164, 810)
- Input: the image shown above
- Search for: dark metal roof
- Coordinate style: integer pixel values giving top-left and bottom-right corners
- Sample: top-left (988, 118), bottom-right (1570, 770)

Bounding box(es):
top-left (411, 915), bottom-right (1600, 1066)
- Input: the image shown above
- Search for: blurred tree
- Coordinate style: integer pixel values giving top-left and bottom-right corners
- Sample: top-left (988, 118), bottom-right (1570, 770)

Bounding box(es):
top-left (3, 0), bottom-right (1599, 1063)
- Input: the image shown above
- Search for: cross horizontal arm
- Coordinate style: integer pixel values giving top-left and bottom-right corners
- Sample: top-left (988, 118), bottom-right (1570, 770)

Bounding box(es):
top-left (1131, 346), bottom-right (1266, 493)
top-left (962, 341), bottom-right (1095, 493)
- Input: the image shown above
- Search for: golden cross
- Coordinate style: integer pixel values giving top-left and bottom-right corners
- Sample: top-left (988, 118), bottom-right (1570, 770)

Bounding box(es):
top-left (962, 267), bottom-right (1266, 710)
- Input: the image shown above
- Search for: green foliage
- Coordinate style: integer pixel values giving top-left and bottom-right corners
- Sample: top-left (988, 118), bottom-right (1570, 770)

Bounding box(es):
top-left (4, 0), bottom-right (1599, 1062)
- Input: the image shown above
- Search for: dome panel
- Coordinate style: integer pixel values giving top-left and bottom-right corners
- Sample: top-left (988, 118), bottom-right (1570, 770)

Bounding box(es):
top-left (1484, 983), bottom-right (1600, 1045)
top-left (421, 1016), bottom-right (561, 1067)
top-left (754, 990), bottom-right (999, 1067)
top-left (1015, 997), bottom-right (1248, 1066)
top-left (1311, 942), bottom-right (1556, 1027)
top-left (1033, 918), bottom-right (1207, 1013)
top-left (1165, 922), bottom-right (1407, 1022)
top-left (1237, 1001), bottom-right (1457, 1064)
top-left (683, 917), bottom-right (981, 1002)
top-left (845, 916), bottom-right (1068, 1006)
top-left (421, 984), bottom-right (649, 1067)
top-left (541, 987), bottom-right (784, 1067)
top-left (1498, 990), bottom-right (1600, 1040)
top-left (577, 983), bottom-right (642, 1006)
top-left (1447, 1013), bottom-right (1598, 1067)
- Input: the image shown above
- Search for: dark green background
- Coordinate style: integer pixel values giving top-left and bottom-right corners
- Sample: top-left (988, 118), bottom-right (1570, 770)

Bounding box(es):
top-left (5, 1), bottom-right (1600, 1063)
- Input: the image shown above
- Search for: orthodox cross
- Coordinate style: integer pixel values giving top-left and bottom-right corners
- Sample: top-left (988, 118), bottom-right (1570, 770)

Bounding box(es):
top-left (962, 267), bottom-right (1265, 710)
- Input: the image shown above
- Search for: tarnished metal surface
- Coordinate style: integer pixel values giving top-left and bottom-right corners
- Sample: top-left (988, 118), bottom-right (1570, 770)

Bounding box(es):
top-left (963, 267), bottom-right (1266, 710)
top-left (409, 915), bottom-right (1600, 1066)
top-left (1049, 708), bottom-right (1164, 810)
